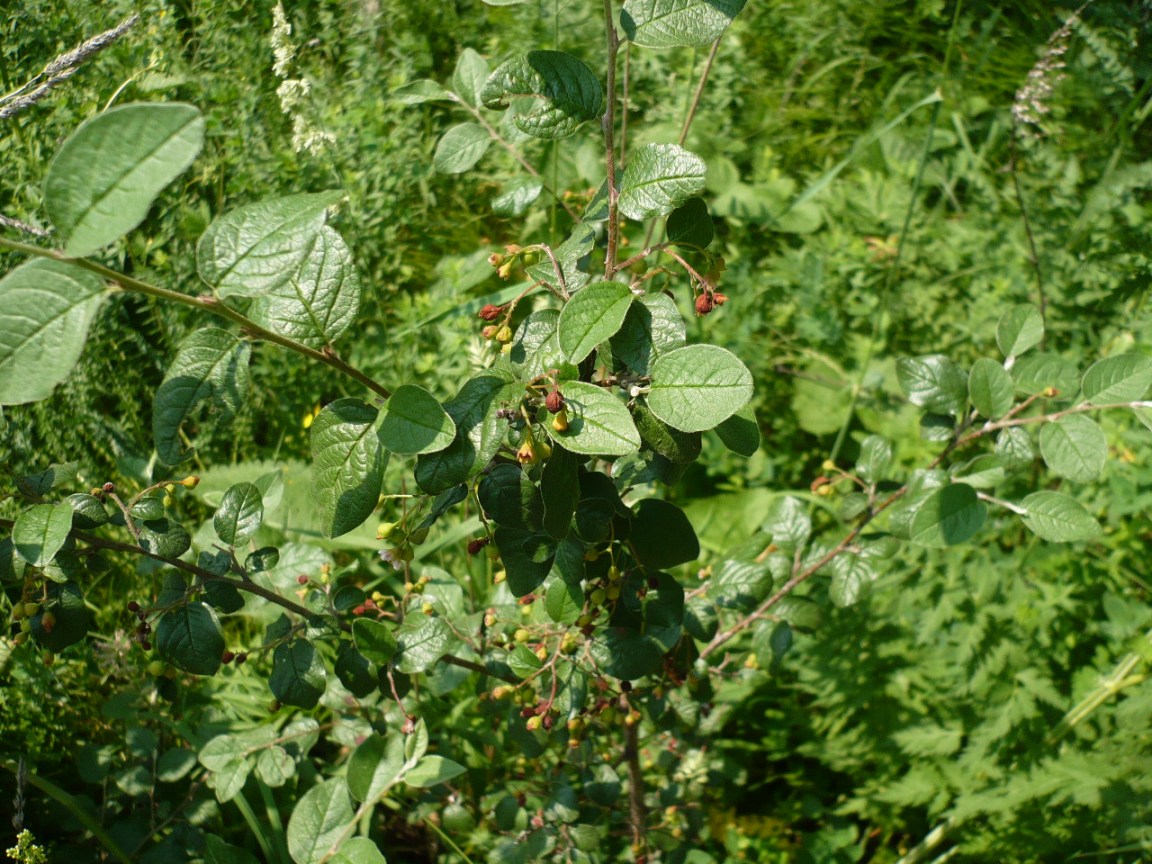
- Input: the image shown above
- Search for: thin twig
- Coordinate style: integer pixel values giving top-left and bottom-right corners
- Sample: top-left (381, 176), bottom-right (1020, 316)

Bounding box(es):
top-left (0, 15), bottom-right (139, 121)
top-left (601, 0), bottom-right (622, 276)
top-left (0, 214), bottom-right (50, 237)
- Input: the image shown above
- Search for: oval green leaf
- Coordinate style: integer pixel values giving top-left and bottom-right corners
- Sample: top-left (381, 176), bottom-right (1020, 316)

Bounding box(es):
top-left (631, 499), bottom-right (699, 570)
top-left (214, 482), bottom-right (264, 546)
top-left (666, 197), bottom-right (714, 248)
top-left (896, 354), bottom-right (967, 416)
top-left (557, 281), bottom-right (634, 364)
top-left (648, 344), bottom-right (753, 433)
top-left (13, 501), bottom-right (74, 568)
top-left (621, 0), bottom-right (748, 48)
top-left (246, 226), bottom-right (362, 348)
top-left (1039, 414), bottom-right (1107, 483)
top-left (908, 483), bottom-right (987, 548)
top-left (197, 191), bottom-right (343, 299)
top-left (0, 260), bottom-right (107, 406)
top-left (270, 640), bottom-right (327, 709)
top-left (1081, 354), bottom-right (1152, 404)
top-left (352, 618), bottom-right (398, 667)
top-left (311, 398), bottom-right (388, 538)
top-left (968, 358), bottom-right (1014, 419)
top-left (156, 602), bottom-right (224, 676)
top-left (545, 380), bottom-right (641, 456)
top-left (286, 778), bottom-right (356, 864)
top-left (433, 122), bottom-right (491, 174)
top-left (405, 755), bottom-right (466, 789)
top-left (377, 385), bottom-right (456, 455)
top-left (619, 143), bottom-right (707, 222)
top-left (45, 103), bottom-right (205, 256)
top-left (996, 304), bottom-right (1044, 358)
top-left (1021, 491), bottom-right (1102, 543)
top-left (480, 51), bottom-right (604, 140)
top-left (153, 328), bottom-right (250, 465)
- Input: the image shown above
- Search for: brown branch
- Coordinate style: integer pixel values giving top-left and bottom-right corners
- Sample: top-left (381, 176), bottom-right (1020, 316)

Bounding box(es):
top-left (602, 0), bottom-right (622, 276)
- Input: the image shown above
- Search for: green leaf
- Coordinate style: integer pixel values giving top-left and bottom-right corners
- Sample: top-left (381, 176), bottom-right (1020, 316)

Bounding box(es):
top-left (1021, 491), bottom-right (1102, 542)
top-left (526, 223), bottom-right (596, 292)
top-left (591, 573), bottom-right (683, 679)
top-left (153, 328), bottom-right (250, 465)
top-left (157, 602), bottom-right (224, 676)
top-left (908, 483), bottom-right (986, 547)
top-left (352, 618), bottom-right (398, 667)
top-left (609, 292), bottom-right (686, 375)
top-left (246, 226), bottom-right (361, 348)
top-left (12, 502), bottom-right (73, 568)
top-left (214, 482), bottom-right (263, 546)
top-left (1039, 414), bottom-right (1107, 482)
top-left (1011, 353), bottom-right (1079, 398)
top-left (453, 48), bottom-right (489, 107)
top-left (271, 640), bottom-right (327, 709)
top-left (377, 385), bottom-right (456, 455)
top-left (492, 178), bottom-right (543, 217)
top-left (666, 197), bottom-right (714, 248)
top-left (479, 464), bottom-right (544, 530)
top-left (996, 427), bottom-right (1036, 468)
top-left (139, 517), bottom-right (192, 558)
top-left (204, 835), bottom-right (261, 864)
top-left (45, 103), bottom-right (204, 256)
top-left (311, 398), bottom-right (388, 538)
top-left (415, 373), bottom-right (516, 493)
top-left (67, 493), bottom-right (109, 529)
top-left (495, 527), bottom-right (557, 596)
top-left (329, 838), bottom-right (387, 864)
top-left (968, 358), bottom-right (1014, 419)
top-left (545, 577), bottom-right (584, 624)
top-left (648, 345), bottom-right (753, 432)
top-left (540, 446), bottom-right (580, 539)
top-left (828, 553), bottom-right (875, 608)
top-left (394, 616), bottom-right (456, 674)
top-left (391, 79), bottom-right (454, 104)
top-left (763, 496), bottom-right (811, 550)
top-left (286, 778), bottom-right (355, 864)
top-left (618, 143), bottom-right (707, 221)
top-left (896, 355), bottom-right (967, 416)
top-left (30, 580), bottom-right (88, 652)
top-left (433, 123), bottom-right (491, 174)
top-left (855, 435), bottom-right (893, 484)
top-left (997, 304), bottom-right (1044, 358)
top-left (631, 499), bottom-right (699, 570)
top-left (634, 401), bottom-right (702, 464)
top-left (17, 462), bottom-right (78, 498)
top-left (621, 0), bottom-right (748, 48)
top-left (715, 404), bottom-right (760, 457)
top-left (348, 734), bottom-right (405, 804)
top-left (197, 191), bottom-right (343, 299)
top-left (480, 51), bottom-right (603, 140)
top-left (545, 380), bottom-right (641, 456)
top-left (558, 281), bottom-right (635, 364)
top-left (0, 260), bottom-right (107, 406)
top-left (405, 755), bottom-right (467, 788)
top-left (1081, 354), bottom-right (1152, 404)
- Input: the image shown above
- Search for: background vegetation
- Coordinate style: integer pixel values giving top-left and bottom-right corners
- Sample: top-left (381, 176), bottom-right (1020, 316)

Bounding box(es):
top-left (2, 1), bottom-right (1152, 862)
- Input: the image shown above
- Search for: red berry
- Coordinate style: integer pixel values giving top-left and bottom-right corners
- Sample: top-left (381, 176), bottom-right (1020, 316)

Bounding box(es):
top-left (695, 293), bottom-right (714, 315)
top-left (221, 651), bottom-right (235, 664)
top-left (235, 653), bottom-right (248, 665)
top-left (102, 482), bottom-right (115, 494)
top-left (127, 601), bottom-right (140, 613)
top-left (140, 640), bottom-right (152, 651)
top-left (545, 389), bottom-right (565, 414)
top-left (467, 537), bottom-right (490, 556)
top-left (296, 574), bottom-right (309, 585)
top-left (478, 304), bottom-right (504, 321)
top-left (620, 680), bottom-right (633, 693)
top-left (713, 292), bottom-right (728, 306)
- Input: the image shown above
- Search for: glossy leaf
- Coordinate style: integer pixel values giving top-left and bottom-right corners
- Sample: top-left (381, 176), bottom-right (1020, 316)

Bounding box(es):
top-left (856, 435), bottom-right (893, 484)
top-left (348, 734), bottom-right (405, 804)
top-left (405, 755), bottom-right (467, 788)
top-left (311, 398), bottom-right (388, 538)
top-left (286, 778), bottom-right (355, 864)
top-left (996, 304), bottom-right (1044, 358)
top-left (68, 493), bottom-right (109, 530)
top-left (45, 103), bottom-right (204, 256)
top-left (197, 192), bottom-right (343, 298)
top-left (12, 502), bottom-right (73, 568)
top-left (479, 464), bottom-right (544, 530)
top-left (453, 48), bottom-right (489, 107)
top-left (969, 358), bottom-right (1014, 419)
top-left (621, 0), bottom-right (748, 49)
top-left (1021, 491), bottom-right (1103, 542)
top-left (377, 385), bottom-right (456, 455)
top-left (433, 123), bottom-right (491, 174)
top-left (214, 482), bottom-right (264, 546)
top-left (0, 260), bottom-right (106, 406)
top-left (763, 496), bottom-right (811, 551)
top-left (557, 281), bottom-right (634, 363)
top-left (631, 499), bottom-right (699, 570)
top-left (715, 404), bottom-right (760, 457)
top-left (908, 483), bottom-right (986, 547)
top-left (352, 618), bottom-right (398, 667)
top-left (139, 517), bottom-right (192, 559)
top-left (271, 640), bottom-right (327, 709)
top-left (897, 355), bottom-right (967, 416)
top-left (157, 602), bottom-right (224, 676)
top-left (1081, 354), bottom-right (1152, 404)
top-left (609, 292), bottom-right (686, 375)
top-left (545, 380), bottom-right (641, 455)
top-left (480, 51), bottom-right (603, 139)
top-left (246, 226), bottom-right (361, 348)
top-left (634, 402), bottom-right (701, 464)
top-left (648, 345), bottom-right (753, 432)
top-left (618, 143), bottom-right (707, 221)
top-left (17, 462), bottom-right (78, 498)
top-left (666, 197), bottom-right (714, 248)
top-left (415, 373), bottom-right (516, 493)
top-left (153, 328), bottom-right (250, 465)
top-left (1039, 414), bottom-right (1107, 482)
top-left (394, 616), bottom-right (456, 674)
